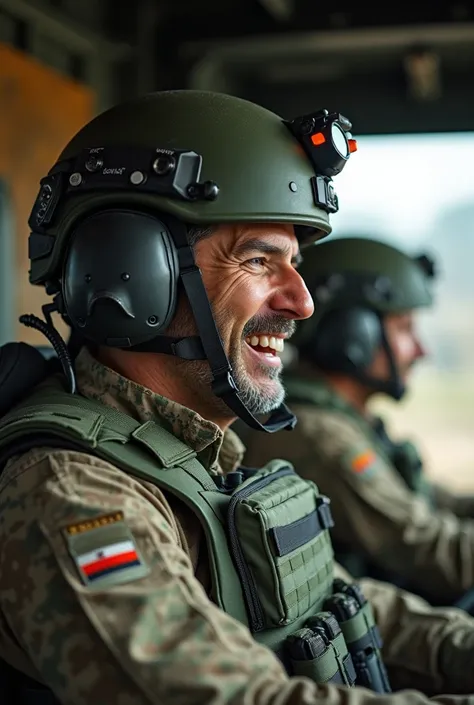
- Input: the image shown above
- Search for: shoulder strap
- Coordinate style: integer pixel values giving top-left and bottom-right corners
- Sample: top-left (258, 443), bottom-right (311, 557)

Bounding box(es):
top-left (0, 384), bottom-right (248, 626)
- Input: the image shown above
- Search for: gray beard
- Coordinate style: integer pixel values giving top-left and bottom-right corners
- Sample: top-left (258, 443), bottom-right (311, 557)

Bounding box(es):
top-left (230, 350), bottom-right (285, 415)
top-left (164, 304), bottom-right (293, 420)
top-left (178, 342), bottom-right (285, 418)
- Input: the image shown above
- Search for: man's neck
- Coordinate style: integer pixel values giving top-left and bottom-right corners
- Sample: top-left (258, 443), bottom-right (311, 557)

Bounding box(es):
top-left (323, 372), bottom-right (370, 416)
top-left (95, 347), bottom-right (234, 431)
top-left (294, 361), bottom-right (370, 416)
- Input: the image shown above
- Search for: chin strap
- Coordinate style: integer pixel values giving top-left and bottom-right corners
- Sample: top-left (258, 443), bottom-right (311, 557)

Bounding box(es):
top-left (130, 219), bottom-right (296, 433)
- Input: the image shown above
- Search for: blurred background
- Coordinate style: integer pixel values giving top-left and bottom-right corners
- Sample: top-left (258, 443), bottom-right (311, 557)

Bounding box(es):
top-left (0, 0), bottom-right (473, 488)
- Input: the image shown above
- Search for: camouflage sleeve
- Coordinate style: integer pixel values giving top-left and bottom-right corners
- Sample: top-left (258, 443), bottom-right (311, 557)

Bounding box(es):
top-left (1, 450), bottom-right (470, 705)
top-left (297, 410), bottom-right (474, 604)
top-left (354, 570), bottom-right (474, 695)
top-left (431, 484), bottom-right (474, 519)
top-left (335, 564), bottom-right (474, 694)
top-left (334, 562), bottom-right (474, 694)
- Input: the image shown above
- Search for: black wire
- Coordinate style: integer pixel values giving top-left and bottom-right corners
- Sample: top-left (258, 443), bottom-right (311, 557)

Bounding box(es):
top-left (19, 314), bottom-right (76, 394)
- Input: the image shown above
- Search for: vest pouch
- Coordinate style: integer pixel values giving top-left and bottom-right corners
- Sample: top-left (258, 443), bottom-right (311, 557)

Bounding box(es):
top-left (227, 463), bottom-right (334, 633)
top-left (324, 581), bottom-right (391, 693)
top-left (286, 613), bottom-right (356, 686)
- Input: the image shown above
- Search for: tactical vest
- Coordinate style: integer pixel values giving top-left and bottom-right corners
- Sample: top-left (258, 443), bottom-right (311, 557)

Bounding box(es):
top-left (0, 370), bottom-right (391, 703)
top-left (284, 377), bottom-right (432, 582)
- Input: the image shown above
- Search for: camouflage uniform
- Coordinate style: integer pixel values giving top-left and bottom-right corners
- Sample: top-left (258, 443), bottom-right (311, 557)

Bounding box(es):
top-left (240, 373), bottom-right (474, 605)
top-left (1, 350), bottom-right (474, 705)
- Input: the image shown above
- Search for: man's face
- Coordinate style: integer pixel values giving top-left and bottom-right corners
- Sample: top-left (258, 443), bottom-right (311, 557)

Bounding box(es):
top-left (368, 311), bottom-right (426, 384)
top-left (170, 223), bottom-right (314, 417)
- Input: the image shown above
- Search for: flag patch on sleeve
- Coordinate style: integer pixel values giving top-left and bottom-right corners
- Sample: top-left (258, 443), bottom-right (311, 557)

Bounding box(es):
top-left (345, 447), bottom-right (379, 478)
top-left (63, 511), bottom-right (150, 589)
top-left (77, 539), bottom-right (141, 581)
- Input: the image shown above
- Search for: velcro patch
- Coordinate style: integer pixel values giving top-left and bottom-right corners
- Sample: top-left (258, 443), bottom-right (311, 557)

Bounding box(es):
top-left (63, 511), bottom-right (150, 589)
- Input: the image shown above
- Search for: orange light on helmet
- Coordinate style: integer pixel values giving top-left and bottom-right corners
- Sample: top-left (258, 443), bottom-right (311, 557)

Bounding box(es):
top-left (348, 138), bottom-right (358, 153)
top-left (284, 109), bottom-right (356, 181)
top-left (310, 132), bottom-right (326, 146)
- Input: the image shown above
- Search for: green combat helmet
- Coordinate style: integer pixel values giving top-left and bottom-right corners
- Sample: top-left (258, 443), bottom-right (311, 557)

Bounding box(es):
top-left (19, 91), bottom-right (357, 432)
top-left (293, 237), bottom-right (436, 399)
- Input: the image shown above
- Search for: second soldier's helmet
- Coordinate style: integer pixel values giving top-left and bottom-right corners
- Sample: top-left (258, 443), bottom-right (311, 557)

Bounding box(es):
top-left (293, 236), bottom-right (436, 399)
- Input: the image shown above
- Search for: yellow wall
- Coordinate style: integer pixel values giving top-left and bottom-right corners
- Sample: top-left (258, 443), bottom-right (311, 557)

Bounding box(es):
top-left (0, 43), bottom-right (95, 344)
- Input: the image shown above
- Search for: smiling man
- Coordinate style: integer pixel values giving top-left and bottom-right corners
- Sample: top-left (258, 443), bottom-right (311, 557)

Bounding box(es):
top-left (93, 222), bottom-right (309, 438)
top-left (2, 91), bottom-right (474, 705)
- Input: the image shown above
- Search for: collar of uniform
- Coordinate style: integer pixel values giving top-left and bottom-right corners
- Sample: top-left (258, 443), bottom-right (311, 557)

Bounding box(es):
top-left (219, 428), bottom-right (245, 473)
top-left (74, 348), bottom-right (243, 474)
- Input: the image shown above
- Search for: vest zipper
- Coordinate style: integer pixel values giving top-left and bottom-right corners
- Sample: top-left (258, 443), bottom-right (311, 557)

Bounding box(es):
top-left (227, 466), bottom-right (294, 633)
